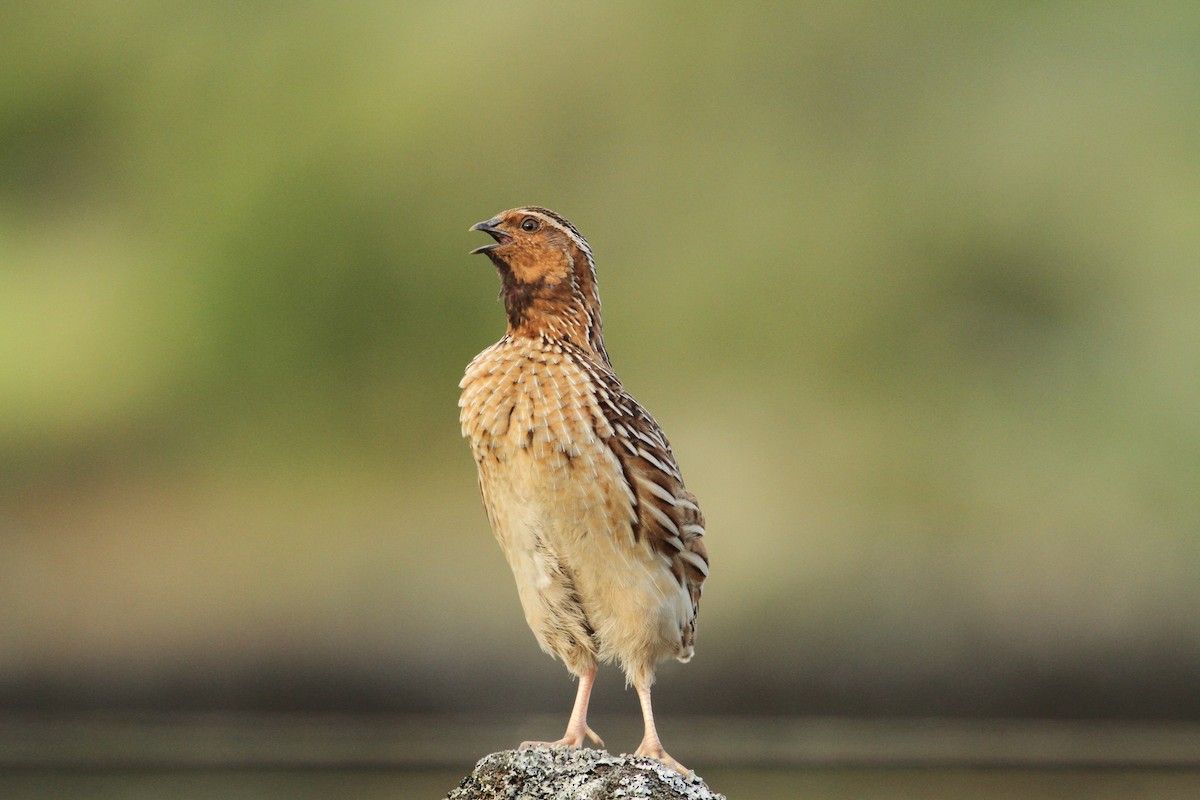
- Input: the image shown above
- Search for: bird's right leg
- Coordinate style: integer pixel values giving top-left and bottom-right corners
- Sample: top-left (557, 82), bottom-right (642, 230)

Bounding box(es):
top-left (633, 680), bottom-right (687, 775)
top-left (521, 667), bottom-right (605, 749)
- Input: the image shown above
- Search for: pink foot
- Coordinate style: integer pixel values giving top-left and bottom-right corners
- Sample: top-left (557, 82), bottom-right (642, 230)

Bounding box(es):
top-left (634, 740), bottom-right (689, 776)
top-left (520, 725), bottom-right (605, 750)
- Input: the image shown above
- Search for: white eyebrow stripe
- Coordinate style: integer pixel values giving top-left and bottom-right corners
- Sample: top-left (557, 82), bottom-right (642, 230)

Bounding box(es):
top-left (517, 208), bottom-right (595, 259)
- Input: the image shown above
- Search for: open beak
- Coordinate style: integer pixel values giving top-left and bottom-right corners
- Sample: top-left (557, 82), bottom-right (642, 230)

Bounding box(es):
top-left (469, 217), bottom-right (511, 255)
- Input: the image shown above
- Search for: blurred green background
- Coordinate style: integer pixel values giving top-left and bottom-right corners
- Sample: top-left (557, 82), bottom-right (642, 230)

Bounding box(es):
top-left (2, 0), bottom-right (1199, 728)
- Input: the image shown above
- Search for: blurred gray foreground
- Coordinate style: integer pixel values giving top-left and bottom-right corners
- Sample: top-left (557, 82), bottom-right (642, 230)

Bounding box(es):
top-left (3, 714), bottom-right (1198, 770)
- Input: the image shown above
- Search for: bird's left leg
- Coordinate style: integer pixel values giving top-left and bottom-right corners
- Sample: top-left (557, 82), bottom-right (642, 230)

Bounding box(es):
top-left (632, 681), bottom-right (688, 775)
top-left (521, 666), bottom-right (604, 749)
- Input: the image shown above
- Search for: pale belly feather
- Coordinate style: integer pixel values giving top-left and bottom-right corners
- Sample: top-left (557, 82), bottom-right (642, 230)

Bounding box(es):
top-left (463, 342), bottom-right (692, 681)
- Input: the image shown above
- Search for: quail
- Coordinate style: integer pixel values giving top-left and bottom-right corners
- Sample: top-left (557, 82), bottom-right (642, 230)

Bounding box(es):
top-left (459, 206), bottom-right (709, 774)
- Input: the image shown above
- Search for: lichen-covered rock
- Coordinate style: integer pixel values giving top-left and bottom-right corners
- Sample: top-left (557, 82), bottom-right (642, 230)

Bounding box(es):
top-left (445, 746), bottom-right (725, 800)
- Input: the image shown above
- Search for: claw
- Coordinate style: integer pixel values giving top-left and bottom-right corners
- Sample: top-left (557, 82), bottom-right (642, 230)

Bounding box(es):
top-left (520, 720), bottom-right (604, 751)
top-left (584, 725), bottom-right (605, 748)
top-left (635, 742), bottom-right (690, 776)
top-left (520, 729), bottom-right (602, 750)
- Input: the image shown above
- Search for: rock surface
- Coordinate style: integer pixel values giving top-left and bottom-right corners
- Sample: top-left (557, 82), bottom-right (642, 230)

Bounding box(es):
top-left (445, 746), bottom-right (726, 800)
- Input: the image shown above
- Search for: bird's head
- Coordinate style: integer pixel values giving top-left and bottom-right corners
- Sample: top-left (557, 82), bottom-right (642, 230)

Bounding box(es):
top-left (469, 206), bottom-right (608, 361)
top-left (469, 206), bottom-right (588, 287)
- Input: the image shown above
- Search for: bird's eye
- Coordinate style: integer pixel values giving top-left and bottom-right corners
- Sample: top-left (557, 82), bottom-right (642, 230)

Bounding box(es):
top-left (520, 217), bottom-right (540, 232)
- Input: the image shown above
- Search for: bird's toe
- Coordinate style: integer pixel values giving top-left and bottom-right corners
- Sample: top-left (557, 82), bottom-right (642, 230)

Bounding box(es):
top-left (634, 743), bottom-right (690, 776)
